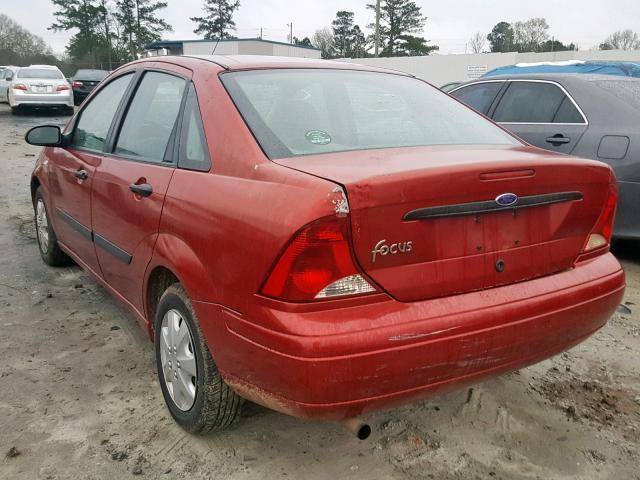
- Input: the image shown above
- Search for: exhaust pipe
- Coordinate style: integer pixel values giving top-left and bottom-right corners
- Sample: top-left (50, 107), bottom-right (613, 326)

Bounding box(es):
top-left (343, 418), bottom-right (371, 440)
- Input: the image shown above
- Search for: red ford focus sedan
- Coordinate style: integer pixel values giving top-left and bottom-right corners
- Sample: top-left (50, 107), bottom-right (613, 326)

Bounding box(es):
top-left (26, 55), bottom-right (625, 436)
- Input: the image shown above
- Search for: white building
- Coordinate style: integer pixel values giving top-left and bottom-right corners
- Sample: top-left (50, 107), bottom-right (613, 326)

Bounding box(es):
top-left (144, 38), bottom-right (321, 59)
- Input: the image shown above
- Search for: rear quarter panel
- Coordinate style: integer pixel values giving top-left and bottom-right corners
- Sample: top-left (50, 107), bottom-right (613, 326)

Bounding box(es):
top-left (152, 65), bottom-right (340, 314)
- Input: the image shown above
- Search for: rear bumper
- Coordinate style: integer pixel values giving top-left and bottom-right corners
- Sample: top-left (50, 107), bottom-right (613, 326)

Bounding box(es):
top-left (11, 92), bottom-right (73, 107)
top-left (194, 253), bottom-right (624, 420)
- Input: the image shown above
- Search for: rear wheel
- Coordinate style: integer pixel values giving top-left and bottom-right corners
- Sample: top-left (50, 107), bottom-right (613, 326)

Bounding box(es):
top-left (10, 106), bottom-right (19, 115)
top-left (34, 187), bottom-right (70, 266)
top-left (154, 284), bottom-right (243, 433)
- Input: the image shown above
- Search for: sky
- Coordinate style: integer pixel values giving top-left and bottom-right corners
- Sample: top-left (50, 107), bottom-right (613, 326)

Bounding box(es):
top-left (2, 0), bottom-right (639, 54)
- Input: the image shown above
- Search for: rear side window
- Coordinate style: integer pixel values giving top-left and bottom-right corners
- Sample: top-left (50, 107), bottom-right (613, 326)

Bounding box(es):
top-left (115, 71), bottom-right (186, 162)
top-left (74, 70), bottom-right (108, 81)
top-left (73, 73), bottom-right (133, 151)
top-left (450, 82), bottom-right (503, 114)
top-left (222, 69), bottom-right (519, 159)
top-left (18, 68), bottom-right (64, 79)
top-left (178, 84), bottom-right (211, 171)
top-left (493, 81), bottom-right (584, 124)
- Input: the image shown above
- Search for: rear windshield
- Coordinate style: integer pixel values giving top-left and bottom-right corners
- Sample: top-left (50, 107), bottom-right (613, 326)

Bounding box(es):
top-left (221, 69), bottom-right (520, 159)
top-left (74, 70), bottom-right (109, 81)
top-left (17, 68), bottom-right (64, 79)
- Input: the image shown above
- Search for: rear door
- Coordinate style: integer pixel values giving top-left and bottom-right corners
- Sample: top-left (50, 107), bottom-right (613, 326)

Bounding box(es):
top-left (491, 80), bottom-right (588, 154)
top-left (49, 72), bottom-right (135, 273)
top-left (91, 66), bottom-right (189, 311)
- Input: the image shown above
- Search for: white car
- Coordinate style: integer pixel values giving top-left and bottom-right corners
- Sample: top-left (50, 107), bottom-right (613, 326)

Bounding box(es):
top-left (8, 65), bottom-right (74, 115)
top-left (0, 66), bottom-right (19, 103)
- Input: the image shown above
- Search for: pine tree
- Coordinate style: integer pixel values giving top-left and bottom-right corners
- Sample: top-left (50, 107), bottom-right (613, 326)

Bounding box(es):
top-left (116, 0), bottom-right (171, 59)
top-left (332, 11), bottom-right (355, 57)
top-left (134, 0), bottom-right (172, 49)
top-left (50, 0), bottom-right (105, 62)
top-left (116, 0), bottom-right (136, 59)
top-left (191, 0), bottom-right (240, 40)
top-left (331, 11), bottom-right (368, 58)
top-left (366, 0), bottom-right (436, 56)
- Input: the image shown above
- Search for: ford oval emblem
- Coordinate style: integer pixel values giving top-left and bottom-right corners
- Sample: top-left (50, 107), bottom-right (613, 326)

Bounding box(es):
top-left (495, 193), bottom-right (518, 207)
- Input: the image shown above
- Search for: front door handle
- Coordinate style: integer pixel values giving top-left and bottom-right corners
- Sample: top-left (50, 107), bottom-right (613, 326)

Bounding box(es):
top-left (129, 183), bottom-right (153, 197)
top-left (74, 169), bottom-right (88, 180)
top-left (545, 134), bottom-right (571, 146)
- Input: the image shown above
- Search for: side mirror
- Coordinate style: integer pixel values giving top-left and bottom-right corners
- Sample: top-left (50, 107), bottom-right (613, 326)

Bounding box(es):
top-left (25, 125), bottom-right (64, 147)
top-left (6, 73), bottom-right (13, 81)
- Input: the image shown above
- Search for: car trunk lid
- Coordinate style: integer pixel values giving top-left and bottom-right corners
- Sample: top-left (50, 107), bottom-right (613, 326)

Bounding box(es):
top-left (275, 145), bottom-right (613, 302)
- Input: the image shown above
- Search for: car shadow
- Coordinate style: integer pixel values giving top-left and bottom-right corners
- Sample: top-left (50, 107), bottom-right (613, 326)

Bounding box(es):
top-left (612, 239), bottom-right (639, 264)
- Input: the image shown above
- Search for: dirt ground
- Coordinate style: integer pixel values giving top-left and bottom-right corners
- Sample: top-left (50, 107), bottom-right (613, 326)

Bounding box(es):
top-left (0, 103), bottom-right (639, 480)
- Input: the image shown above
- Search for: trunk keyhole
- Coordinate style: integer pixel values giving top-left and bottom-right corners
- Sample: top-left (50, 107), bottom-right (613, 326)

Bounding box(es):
top-left (496, 259), bottom-right (505, 273)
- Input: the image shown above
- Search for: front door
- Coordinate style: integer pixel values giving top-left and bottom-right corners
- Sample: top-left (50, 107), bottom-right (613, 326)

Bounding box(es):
top-left (491, 80), bottom-right (588, 154)
top-left (49, 72), bottom-right (135, 273)
top-left (91, 69), bottom-right (188, 312)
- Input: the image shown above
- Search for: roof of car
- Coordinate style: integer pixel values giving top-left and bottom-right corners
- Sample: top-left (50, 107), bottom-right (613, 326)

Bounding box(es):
top-left (27, 65), bottom-right (60, 69)
top-left (133, 55), bottom-right (413, 77)
top-left (459, 72), bottom-right (639, 85)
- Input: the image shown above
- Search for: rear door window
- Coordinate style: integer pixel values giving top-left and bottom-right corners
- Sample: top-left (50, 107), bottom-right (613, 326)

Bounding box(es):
top-left (114, 71), bottom-right (186, 163)
top-left (178, 84), bottom-right (211, 171)
top-left (493, 81), bottom-right (585, 124)
top-left (450, 82), bottom-right (503, 115)
top-left (73, 73), bottom-right (133, 152)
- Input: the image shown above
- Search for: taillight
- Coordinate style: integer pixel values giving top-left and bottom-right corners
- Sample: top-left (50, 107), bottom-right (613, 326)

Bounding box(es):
top-left (261, 215), bottom-right (376, 302)
top-left (57, 84), bottom-right (70, 91)
top-left (582, 181), bottom-right (617, 253)
top-left (72, 81), bottom-right (82, 88)
top-left (12, 84), bottom-right (27, 91)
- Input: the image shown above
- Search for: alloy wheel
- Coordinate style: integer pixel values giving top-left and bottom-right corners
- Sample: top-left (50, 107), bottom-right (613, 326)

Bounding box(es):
top-left (35, 199), bottom-right (49, 253)
top-left (160, 309), bottom-right (197, 411)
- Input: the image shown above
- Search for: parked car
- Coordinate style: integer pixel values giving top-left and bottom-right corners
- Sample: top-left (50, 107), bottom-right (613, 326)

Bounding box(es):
top-left (0, 66), bottom-right (19, 103)
top-left (71, 69), bottom-right (109, 105)
top-left (8, 65), bottom-right (74, 115)
top-left (449, 73), bottom-right (640, 240)
top-left (483, 60), bottom-right (640, 79)
top-left (26, 56), bottom-right (624, 436)
top-left (440, 81), bottom-right (463, 92)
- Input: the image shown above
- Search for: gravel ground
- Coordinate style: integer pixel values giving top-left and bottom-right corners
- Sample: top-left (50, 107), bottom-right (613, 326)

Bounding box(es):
top-left (0, 103), bottom-right (638, 480)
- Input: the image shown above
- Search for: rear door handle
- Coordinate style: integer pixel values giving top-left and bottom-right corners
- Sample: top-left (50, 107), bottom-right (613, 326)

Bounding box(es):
top-left (545, 135), bottom-right (571, 146)
top-left (74, 169), bottom-right (88, 180)
top-left (129, 183), bottom-right (153, 197)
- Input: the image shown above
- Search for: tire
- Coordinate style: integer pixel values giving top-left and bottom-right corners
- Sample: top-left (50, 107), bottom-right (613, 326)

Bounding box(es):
top-left (10, 106), bottom-right (19, 115)
top-left (34, 187), bottom-right (71, 266)
top-left (154, 284), bottom-right (243, 434)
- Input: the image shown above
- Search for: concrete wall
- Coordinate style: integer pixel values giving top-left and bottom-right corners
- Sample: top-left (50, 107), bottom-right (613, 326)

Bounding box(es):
top-left (183, 41), bottom-right (239, 55)
top-left (181, 40), bottom-right (321, 59)
top-left (341, 49), bottom-right (640, 87)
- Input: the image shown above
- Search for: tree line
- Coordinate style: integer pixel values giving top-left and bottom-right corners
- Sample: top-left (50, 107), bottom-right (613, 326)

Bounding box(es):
top-left (311, 1), bottom-right (439, 59)
top-left (0, 14), bottom-right (59, 66)
top-left (48, 0), bottom-right (172, 67)
top-left (475, 19), bottom-right (639, 54)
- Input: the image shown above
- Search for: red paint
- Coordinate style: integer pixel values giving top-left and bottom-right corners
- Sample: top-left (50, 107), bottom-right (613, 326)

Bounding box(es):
top-left (32, 56), bottom-right (625, 420)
